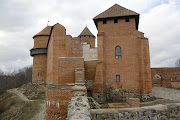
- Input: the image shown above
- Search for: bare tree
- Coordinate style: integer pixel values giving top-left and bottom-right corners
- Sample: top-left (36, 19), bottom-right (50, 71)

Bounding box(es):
top-left (0, 65), bottom-right (32, 93)
top-left (0, 69), bottom-right (4, 75)
top-left (175, 58), bottom-right (180, 67)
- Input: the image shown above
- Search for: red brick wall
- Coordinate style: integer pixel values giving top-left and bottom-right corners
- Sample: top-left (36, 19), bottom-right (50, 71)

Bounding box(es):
top-left (46, 85), bottom-right (73, 120)
top-left (46, 24), bottom-right (82, 84)
top-left (126, 98), bottom-right (140, 107)
top-left (151, 68), bottom-right (180, 87)
top-left (84, 60), bottom-right (97, 81)
top-left (171, 82), bottom-right (180, 88)
top-left (32, 54), bottom-right (47, 84)
top-left (80, 36), bottom-right (95, 48)
top-left (96, 18), bottom-right (152, 94)
top-left (33, 36), bottom-right (49, 48)
top-left (139, 37), bottom-right (152, 94)
top-left (93, 60), bottom-right (104, 93)
top-left (58, 58), bottom-right (84, 84)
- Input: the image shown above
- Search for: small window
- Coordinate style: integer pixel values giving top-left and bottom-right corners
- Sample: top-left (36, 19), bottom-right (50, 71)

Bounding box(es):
top-left (103, 20), bottom-right (107, 24)
top-left (84, 35), bottom-right (86, 37)
top-left (125, 18), bottom-right (129, 22)
top-left (115, 46), bottom-right (121, 59)
top-left (116, 75), bottom-right (120, 82)
top-left (114, 19), bottom-right (118, 23)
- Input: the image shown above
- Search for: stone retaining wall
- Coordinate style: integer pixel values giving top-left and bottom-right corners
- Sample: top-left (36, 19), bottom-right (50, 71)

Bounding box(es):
top-left (91, 103), bottom-right (180, 120)
top-left (105, 88), bottom-right (152, 102)
top-left (67, 92), bottom-right (91, 120)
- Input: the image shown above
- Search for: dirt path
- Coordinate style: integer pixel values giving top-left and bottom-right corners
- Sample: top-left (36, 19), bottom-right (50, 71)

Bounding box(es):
top-left (8, 88), bottom-right (46, 120)
top-left (8, 88), bottom-right (32, 101)
top-left (31, 102), bottom-right (46, 120)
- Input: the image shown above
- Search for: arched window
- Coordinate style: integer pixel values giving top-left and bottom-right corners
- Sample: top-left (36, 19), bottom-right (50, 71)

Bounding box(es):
top-left (115, 46), bottom-right (121, 59)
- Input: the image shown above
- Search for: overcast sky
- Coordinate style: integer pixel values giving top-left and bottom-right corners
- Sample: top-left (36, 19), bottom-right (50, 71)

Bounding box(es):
top-left (0, 0), bottom-right (180, 73)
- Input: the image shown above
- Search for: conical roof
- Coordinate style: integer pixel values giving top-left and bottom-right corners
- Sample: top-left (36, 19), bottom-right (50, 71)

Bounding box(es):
top-left (78, 27), bottom-right (95, 37)
top-left (94, 4), bottom-right (139, 20)
top-left (33, 26), bottom-right (52, 39)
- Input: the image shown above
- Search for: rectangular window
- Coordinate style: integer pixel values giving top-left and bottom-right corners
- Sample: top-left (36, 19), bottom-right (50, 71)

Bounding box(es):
top-left (116, 75), bottom-right (120, 82)
top-left (103, 20), bottom-right (107, 24)
top-left (114, 19), bottom-right (118, 23)
top-left (125, 18), bottom-right (129, 22)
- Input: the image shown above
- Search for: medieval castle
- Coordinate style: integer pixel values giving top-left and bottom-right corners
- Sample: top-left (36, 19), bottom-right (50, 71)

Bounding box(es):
top-left (29, 4), bottom-right (180, 120)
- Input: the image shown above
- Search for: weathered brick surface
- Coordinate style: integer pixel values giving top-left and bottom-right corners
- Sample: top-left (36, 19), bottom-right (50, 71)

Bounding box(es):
top-left (93, 60), bottom-right (104, 93)
top-left (33, 36), bottom-right (49, 48)
top-left (80, 36), bottom-right (95, 48)
top-left (46, 24), bottom-right (82, 84)
top-left (32, 54), bottom-right (47, 83)
top-left (171, 82), bottom-right (180, 88)
top-left (46, 85), bottom-right (73, 120)
top-left (151, 68), bottom-right (180, 87)
top-left (58, 57), bottom-right (84, 84)
top-left (126, 98), bottom-right (140, 107)
top-left (96, 18), bottom-right (152, 94)
top-left (84, 60), bottom-right (97, 81)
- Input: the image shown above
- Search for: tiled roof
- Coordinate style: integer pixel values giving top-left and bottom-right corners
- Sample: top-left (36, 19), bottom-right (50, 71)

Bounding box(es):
top-left (78, 27), bottom-right (95, 37)
top-left (94, 4), bottom-right (139, 20)
top-left (33, 26), bottom-right (52, 38)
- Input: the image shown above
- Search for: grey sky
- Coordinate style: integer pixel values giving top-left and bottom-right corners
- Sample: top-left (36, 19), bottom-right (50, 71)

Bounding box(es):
top-left (0, 0), bottom-right (180, 72)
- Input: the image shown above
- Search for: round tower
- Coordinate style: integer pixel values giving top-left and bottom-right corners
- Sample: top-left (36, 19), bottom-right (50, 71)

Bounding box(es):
top-left (30, 26), bottom-right (52, 84)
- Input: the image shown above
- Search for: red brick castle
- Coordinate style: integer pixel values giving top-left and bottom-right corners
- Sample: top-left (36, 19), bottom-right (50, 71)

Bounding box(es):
top-left (30, 4), bottom-right (152, 119)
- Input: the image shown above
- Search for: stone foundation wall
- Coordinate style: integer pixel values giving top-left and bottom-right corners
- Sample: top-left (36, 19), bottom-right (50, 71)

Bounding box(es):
top-left (32, 79), bottom-right (46, 85)
top-left (105, 88), bottom-right (152, 102)
top-left (67, 92), bottom-right (91, 120)
top-left (105, 88), bottom-right (140, 102)
top-left (91, 103), bottom-right (180, 120)
top-left (93, 93), bottom-right (106, 103)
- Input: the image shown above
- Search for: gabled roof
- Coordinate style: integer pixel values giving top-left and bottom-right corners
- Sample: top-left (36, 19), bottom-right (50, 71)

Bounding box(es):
top-left (33, 26), bottom-right (52, 39)
top-left (78, 27), bottom-right (95, 37)
top-left (93, 4), bottom-right (139, 20)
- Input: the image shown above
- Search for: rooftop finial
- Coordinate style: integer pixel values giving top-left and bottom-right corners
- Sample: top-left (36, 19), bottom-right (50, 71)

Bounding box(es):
top-left (47, 21), bottom-right (50, 26)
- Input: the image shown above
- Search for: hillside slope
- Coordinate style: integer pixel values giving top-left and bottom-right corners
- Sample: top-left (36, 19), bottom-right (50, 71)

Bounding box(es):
top-left (0, 83), bottom-right (46, 120)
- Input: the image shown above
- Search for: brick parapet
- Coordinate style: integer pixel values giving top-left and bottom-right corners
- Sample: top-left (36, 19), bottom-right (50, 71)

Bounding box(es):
top-left (126, 98), bottom-right (140, 107)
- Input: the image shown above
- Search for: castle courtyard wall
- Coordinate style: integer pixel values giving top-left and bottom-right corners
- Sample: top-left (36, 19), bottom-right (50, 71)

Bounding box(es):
top-left (151, 68), bottom-right (180, 87)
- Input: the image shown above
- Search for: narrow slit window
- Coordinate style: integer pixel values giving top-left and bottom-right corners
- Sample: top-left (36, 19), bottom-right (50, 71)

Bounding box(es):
top-left (116, 75), bottom-right (120, 82)
top-left (103, 20), bottom-right (107, 24)
top-left (115, 46), bottom-right (121, 59)
top-left (125, 18), bottom-right (129, 22)
top-left (114, 19), bottom-right (118, 23)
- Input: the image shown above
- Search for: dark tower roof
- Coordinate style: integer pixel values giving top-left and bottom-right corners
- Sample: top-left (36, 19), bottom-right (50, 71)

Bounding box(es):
top-left (33, 26), bottom-right (52, 39)
top-left (78, 27), bottom-right (95, 37)
top-left (93, 4), bottom-right (139, 30)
